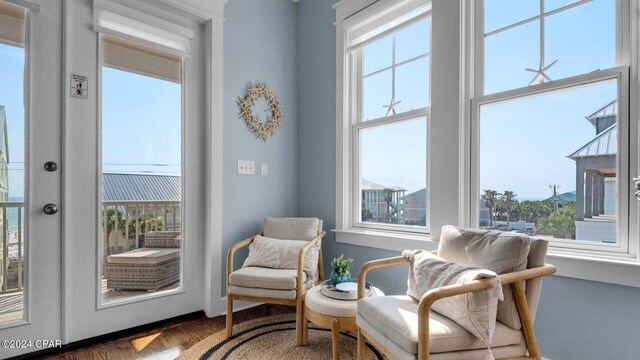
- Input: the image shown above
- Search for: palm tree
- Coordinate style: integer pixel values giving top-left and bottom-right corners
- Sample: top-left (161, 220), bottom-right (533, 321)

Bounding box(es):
top-left (483, 189), bottom-right (498, 228)
top-left (501, 190), bottom-right (517, 230)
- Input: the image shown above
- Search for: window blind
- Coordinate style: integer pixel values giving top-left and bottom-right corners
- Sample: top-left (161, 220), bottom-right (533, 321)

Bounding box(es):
top-left (102, 35), bottom-right (182, 83)
top-left (93, 0), bottom-right (194, 58)
top-left (0, 1), bottom-right (25, 47)
top-left (345, 0), bottom-right (430, 51)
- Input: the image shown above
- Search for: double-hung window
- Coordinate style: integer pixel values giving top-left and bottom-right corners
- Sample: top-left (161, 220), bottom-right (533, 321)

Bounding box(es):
top-left (336, 0), bottom-right (431, 242)
top-left (471, 0), bottom-right (634, 256)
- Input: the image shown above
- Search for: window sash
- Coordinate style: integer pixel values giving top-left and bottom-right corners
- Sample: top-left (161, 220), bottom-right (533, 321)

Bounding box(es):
top-left (470, 67), bottom-right (631, 255)
top-left (351, 108), bottom-right (430, 233)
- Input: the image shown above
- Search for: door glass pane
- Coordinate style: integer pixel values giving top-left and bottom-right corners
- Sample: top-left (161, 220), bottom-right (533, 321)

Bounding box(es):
top-left (479, 80), bottom-right (618, 244)
top-left (360, 118), bottom-right (427, 227)
top-left (100, 36), bottom-right (182, 303)
top-left (0, 0), bottom-right (25, 324)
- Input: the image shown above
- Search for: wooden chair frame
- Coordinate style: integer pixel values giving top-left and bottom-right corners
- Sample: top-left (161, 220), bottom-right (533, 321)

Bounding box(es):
top-left (226, 230), bottom-right (326, 345)
top-left (356, 252), bottom-right (557, 360)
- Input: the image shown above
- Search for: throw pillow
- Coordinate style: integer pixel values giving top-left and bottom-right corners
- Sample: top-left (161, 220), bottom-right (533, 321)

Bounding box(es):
top-left (243, 235), bottom-right (320, 278)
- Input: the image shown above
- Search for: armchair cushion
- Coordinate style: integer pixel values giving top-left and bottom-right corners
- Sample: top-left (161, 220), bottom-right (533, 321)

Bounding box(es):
top-left (438, 225), bottom-right (530, 329)
top-left (403, 250), bottom-right (503, 345)
top-left (242, 235), bottom-right (320, 278)
top-left (229, 267), bottom-right (307, 290)
top-left (263, 217), bottom-right (322, 240)
top-left (357, 295), bottom-right (522, 355)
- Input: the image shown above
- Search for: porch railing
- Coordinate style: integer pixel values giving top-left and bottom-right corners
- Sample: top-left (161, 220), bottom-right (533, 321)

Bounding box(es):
top-left (101, 200), bottom-right (181, 272)
top-left (0, 202), bottom-right (24, 296)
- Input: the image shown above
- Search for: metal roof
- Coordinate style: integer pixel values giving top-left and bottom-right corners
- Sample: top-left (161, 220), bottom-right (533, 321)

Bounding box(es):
top-left (585, 100), bottom-right (617, 127)
top-left (361, 179), bottom-right (406, 191)
top-left (568, 123), bottom-right (617, 160)
top-left (102, 173), bottom-right (181, 201)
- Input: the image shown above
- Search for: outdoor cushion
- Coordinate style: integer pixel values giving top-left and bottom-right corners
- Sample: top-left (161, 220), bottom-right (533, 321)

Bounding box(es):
top-left (106, 248), bottom-right (179, 265)
top-left (357, 295), bottom-right (522, 355)
top-left (242, 235), bottom-right (320, 278)
top-left (229, 267), bottom-right (307, 290)
top-left (263, 217), bottom-right (322, 240)
top-left (438, 225), bottom-right (530, 329)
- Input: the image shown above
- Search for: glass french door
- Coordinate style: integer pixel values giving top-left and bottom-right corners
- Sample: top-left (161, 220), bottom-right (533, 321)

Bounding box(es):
top-left (0, 0), bottom-right (63, 357)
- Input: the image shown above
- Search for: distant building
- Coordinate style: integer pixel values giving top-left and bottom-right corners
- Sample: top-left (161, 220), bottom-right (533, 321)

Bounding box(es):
top-left (361, 179), bottom-right (406, 224)
top-left (402, 188), bottom-right (427, 226)
top-left (568, 100), bottom-right (617, 242)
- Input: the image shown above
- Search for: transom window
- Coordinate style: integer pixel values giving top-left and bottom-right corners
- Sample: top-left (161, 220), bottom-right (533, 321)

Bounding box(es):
top-left (340, 0), bottom-right (431, 233)
top-left (473, 0), bottom-right (629, 254)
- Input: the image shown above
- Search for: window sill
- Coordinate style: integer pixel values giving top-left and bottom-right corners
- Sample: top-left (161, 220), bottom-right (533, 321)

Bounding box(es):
top-left (546, 250), bottom-right (640, 288)
top-left (334, 228), bottom-right (640, 288)
top-left (333, 228), bottom-right (438, 252)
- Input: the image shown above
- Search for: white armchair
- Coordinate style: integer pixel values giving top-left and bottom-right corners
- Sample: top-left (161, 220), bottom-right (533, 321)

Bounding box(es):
top-left (226, 217), bottom-right (326, 345)
top-left (356, 226), bottom-right (556, 360)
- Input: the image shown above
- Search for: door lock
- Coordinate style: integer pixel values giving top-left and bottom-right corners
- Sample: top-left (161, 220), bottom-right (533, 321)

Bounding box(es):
top-left (44, 161), bottom-right (58, 172)
top-left (634, 176), bottom-right (640, 199)
top-left (43, 203), bottom-right (58, 215)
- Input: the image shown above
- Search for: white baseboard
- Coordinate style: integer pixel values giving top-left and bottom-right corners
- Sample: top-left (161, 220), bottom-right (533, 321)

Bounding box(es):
top-left (219, 296), bottom-right (265, 316)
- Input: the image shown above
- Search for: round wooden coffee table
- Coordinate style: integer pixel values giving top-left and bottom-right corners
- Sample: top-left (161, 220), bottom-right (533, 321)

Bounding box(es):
top-left (302, 284), bottom-right (383, 360)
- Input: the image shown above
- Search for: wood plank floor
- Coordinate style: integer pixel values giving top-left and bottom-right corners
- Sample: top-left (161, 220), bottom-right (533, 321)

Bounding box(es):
top-left (38, 304), bottom-right (294, 360)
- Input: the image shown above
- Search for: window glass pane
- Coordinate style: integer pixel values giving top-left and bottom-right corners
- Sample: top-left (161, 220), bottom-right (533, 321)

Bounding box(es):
top-left (485, 20), bottom-right (539, 94)
top-left (484, 0), bottom-right (539, 34)
top-left (545, 0), bottom-right (615, 80)
top-left (0, 2), bottom-right (25, 324)
top-left (545, 0), bottom-right (583, 12)
top-left (395, 57), bottom-right (430, 113)
top-left (479, 80), bottom-right (618, 244)
top-left (484, 0), bottom-right (616, 95)
top-left (395, 17), bottom-right (430, 63)
top-left (360, 118), bottom-right (427, 227)
top-left (363, 69), bottom-right (392, 121)
top-left (363, 35), bottom-right (392, 75)
top-left (101, 38), bottom-right (182, 303)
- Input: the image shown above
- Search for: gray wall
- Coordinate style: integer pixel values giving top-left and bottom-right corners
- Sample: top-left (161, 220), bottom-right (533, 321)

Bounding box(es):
top-left (295, 1), bottom-right (640, 359)
top-left (222, 0), bottom-right (298, 295)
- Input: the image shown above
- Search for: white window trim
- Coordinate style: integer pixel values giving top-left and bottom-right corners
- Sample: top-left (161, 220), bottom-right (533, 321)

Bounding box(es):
top-left (335, 0), bottom-right (433, 250)
top-left (464, 0), bottom-right (640, 287)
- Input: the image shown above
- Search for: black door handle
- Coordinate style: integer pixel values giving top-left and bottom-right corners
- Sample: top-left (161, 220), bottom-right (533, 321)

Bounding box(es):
top-left (43, 203), bottom-right (58, 215)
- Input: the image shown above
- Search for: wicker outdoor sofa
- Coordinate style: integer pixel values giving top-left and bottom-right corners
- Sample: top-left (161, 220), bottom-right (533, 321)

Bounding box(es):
top-left (106, 231), bottom-right (181, 291)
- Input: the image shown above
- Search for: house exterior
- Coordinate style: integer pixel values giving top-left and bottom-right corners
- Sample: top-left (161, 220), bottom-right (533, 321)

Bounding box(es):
top-left (361, 179), bottom-right (406, 224)
top-left (402, 188), bottom-right (427, 226)
top-left (568, 100), bottom-right (617, 242)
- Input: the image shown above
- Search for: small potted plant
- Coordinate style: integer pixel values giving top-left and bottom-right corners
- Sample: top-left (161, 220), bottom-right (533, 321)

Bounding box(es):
top-left (330, 254), bottom-right (353, 286)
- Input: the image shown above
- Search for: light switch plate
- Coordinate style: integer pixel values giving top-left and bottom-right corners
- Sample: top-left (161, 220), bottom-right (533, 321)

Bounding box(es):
top-left (238, 160), bottom-right (255, 175)
top-left (261, 163), bottom-right (268, 176)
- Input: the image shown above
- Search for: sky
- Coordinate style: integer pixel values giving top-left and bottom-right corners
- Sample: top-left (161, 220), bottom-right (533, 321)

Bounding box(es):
top-left (361, 0), bottom-right (616, 201)
top-left (0, 0), bottom-right (618, 204)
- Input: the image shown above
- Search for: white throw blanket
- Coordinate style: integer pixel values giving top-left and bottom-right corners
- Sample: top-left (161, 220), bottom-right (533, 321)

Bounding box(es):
top-left (403, 249), bottom-right (504, 352)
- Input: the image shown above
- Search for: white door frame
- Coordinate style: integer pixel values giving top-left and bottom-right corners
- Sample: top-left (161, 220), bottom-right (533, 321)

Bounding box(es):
top-left (61, 0), bottom-right (224, 344)
top-left (0, 0), bottom-right (64, 357)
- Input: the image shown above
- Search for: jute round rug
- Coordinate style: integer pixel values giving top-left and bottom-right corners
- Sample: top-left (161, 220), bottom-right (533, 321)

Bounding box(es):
top-left (179, 314), bottom-right (384, 360)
